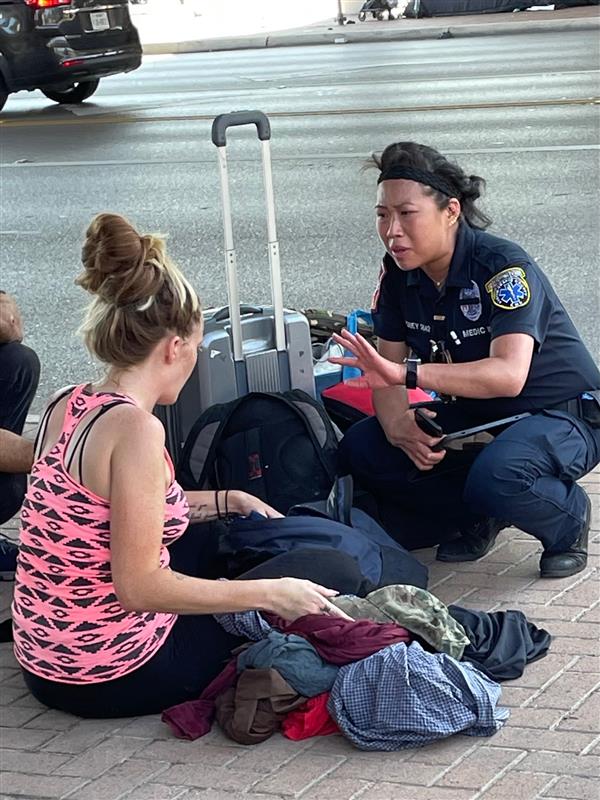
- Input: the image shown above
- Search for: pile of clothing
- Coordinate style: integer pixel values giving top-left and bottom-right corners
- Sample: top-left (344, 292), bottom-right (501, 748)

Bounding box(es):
top-left (162, 585), bottom-right (551, 752)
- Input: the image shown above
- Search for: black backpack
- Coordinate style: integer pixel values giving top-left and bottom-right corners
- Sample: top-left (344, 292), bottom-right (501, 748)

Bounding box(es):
top-left (177, 390), bottom-right (340, 514)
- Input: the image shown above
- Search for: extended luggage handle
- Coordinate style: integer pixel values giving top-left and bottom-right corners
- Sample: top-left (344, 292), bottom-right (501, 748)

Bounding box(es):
top-left (211, 110), bottom-right (287, 372)
top-left (211, 110), bottom-right (271, 147)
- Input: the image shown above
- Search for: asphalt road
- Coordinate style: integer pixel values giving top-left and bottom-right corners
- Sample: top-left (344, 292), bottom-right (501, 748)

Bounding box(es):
top-left (1, 30), bottom-right (598, 412)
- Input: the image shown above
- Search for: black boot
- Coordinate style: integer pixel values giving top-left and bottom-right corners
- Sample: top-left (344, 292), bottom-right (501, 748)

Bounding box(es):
top-left (539, 493), bottom-right (590, 579)
top-left (436, 518), bottom-right (507, 563)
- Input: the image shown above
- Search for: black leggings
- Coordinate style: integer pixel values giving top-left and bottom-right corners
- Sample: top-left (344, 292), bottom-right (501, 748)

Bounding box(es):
top-left (22, 526), bottom-right (370, 718)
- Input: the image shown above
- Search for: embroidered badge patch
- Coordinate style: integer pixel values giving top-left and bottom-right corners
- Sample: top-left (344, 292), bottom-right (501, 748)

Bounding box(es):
top-left (371, 260), bottom-right (387, 311)
top-left (459, 280), bottom-right (482, 322)
top-left (485, 266), bottom-right (530, 310)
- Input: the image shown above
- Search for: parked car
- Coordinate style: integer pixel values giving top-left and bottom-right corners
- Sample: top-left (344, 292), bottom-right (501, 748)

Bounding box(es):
top-left (0, 0), bottom-right (142, 111)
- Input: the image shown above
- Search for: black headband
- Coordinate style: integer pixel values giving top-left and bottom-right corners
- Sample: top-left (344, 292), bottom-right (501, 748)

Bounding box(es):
top-left (377, 165), bottom-right (455, 198)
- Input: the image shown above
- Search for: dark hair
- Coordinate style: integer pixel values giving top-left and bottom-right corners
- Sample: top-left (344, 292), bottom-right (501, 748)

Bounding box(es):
top-left (372, 142), bottom-right (492, 230)
top-left (76, 213), bottom-right (202, 368)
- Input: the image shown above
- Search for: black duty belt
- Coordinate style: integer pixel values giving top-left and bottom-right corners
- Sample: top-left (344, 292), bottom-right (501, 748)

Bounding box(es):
top-left (550, 391), bottom-right (600, 429)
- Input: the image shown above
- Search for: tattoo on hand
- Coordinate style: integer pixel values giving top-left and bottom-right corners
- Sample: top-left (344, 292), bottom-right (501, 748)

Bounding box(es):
top-left (188, 502), bottom-right (217, 522)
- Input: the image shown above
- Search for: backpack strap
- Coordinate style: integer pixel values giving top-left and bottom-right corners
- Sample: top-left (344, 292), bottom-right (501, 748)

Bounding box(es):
top-left (177, 395), bottom-right (248, 489)
top-left (282, 390), bottom-right (338, 483)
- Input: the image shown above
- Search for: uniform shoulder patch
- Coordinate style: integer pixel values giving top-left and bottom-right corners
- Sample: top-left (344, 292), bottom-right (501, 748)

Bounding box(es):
top-left (485, 265), bottom-right (531, 310)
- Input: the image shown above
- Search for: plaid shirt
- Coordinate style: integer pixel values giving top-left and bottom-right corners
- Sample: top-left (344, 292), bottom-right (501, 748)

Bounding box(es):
top-left (327, 641), bottom-right (509, 751)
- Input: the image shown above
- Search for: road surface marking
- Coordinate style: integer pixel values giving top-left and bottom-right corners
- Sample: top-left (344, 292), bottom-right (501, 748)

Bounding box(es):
top-left (2, 144), bottom-right (598, 170)
top-left (1, 96), bottom-right (597, 129)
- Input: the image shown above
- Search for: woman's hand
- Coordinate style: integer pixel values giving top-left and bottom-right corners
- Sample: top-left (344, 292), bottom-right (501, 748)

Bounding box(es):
top-left (329, 330), bottom-right (405, 390)
top-left (229, 490), bottom-right (283, 519)
top-left (265, 578), bottom-right (353, 622)
top-left (385, 408), bottom-right (446, 471)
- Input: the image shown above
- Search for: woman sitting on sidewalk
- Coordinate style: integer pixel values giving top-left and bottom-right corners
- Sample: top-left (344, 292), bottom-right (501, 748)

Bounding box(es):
top-left (11, 213), bottom-right (356, 719)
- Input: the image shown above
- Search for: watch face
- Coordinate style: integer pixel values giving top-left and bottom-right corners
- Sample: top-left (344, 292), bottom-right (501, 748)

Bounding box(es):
top-left (406, 360), bottom-right (418, 389)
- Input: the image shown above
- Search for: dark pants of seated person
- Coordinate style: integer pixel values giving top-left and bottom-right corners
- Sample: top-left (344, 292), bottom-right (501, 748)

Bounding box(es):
top-left (0, 342), bottom-right (40, 525)
top-left (22, 544), bottom-right (369, 719)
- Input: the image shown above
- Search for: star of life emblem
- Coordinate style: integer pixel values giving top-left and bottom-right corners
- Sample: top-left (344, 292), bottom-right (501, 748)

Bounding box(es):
top-left (485, 266), bottom-right (531, 311)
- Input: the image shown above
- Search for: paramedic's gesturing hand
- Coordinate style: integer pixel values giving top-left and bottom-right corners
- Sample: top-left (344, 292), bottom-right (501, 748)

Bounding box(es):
top-left (267, 578), bottom-right (353, 622)
top-left (330, 330), bottom-right (404, 390)
top-left (230, 490), bottom-right (283, 518)
top-left (329, 330), bottom-right (444, 471)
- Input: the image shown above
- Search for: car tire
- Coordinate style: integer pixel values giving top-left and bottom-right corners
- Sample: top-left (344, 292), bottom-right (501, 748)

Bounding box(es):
top-left (41, 79), bottom-right (100, 104)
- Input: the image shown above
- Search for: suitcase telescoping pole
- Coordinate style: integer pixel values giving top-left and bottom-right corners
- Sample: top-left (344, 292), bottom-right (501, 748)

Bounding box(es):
top-left (211, 111), bottom-right (291, 393)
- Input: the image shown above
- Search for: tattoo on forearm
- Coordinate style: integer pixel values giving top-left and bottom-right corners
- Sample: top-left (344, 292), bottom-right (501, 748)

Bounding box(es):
top-left (188, 501), bottom-right (218, 522)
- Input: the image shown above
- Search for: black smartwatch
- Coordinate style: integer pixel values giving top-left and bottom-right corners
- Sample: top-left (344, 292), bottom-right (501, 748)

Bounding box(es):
top-left (405, 357), bottom-right (420, 390)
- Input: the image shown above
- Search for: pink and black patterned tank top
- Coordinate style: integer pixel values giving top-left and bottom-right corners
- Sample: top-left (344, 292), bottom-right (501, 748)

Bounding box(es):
top-left (12, 385), bottom-right (189, 684)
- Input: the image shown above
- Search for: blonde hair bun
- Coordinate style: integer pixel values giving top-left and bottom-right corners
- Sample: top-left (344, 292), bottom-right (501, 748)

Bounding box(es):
top-left (77, 212), bottom-right (166, 308)
top-left (76, 212), bottom-right (201, 369)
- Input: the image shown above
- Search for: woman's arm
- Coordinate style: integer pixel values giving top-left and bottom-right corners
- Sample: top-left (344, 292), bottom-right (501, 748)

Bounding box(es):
top-left (109, 411), bottom-right (335, 620)
top-left (331, 331), bottom-right (534, 400)
top-left (0, 430), bottom-right (34, 473)
top-left (360, 338), bottom-right (445, 470)
top-left (419, 333), bottom-right (534, 398)
top-left (371, 339), bottom-right (410, 440)
top-left (185, 490), bottom-right (283, 522)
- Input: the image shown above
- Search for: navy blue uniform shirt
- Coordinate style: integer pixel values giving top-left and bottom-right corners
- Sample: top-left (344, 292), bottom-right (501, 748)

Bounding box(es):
top-left (371, 222), bottom-right (600, 420)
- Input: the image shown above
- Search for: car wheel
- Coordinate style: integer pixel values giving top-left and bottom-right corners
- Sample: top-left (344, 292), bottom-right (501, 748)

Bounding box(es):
top-left (41, 79), bottom-right (100, 104)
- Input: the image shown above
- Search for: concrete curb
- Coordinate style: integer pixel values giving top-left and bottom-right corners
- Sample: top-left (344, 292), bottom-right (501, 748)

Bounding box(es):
top-left (142, 16), bottom-right (599, 56)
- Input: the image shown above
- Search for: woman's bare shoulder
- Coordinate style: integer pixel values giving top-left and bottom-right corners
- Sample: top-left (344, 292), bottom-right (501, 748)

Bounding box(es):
top-left (104, 404), bottom-right (165, 448)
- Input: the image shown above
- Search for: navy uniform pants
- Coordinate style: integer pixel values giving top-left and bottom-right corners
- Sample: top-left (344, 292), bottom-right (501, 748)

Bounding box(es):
top-left (0, 342), bottom-right (40, 525)
top-left (340, 403), bottom-right (600, 554)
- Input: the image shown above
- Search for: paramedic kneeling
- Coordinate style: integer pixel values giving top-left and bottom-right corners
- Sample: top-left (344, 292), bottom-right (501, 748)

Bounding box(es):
top-left (332, 141), bottom-right (600, 579)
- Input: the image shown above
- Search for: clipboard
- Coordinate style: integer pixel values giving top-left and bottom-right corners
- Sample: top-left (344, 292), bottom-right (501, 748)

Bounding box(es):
top-left (433, 412), bottom-right (532, 452)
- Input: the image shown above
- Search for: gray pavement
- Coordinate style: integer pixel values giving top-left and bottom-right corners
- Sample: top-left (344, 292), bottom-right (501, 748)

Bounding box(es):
top-left (130, 2), bottom-right (600, 55)
top-left (1, 427), bottom-right (599, 799)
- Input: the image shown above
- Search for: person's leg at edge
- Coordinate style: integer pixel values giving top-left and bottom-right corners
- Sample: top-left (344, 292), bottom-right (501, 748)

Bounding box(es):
top-left (0, 342), bottom-right (40, 583)
top-left (0, 341), bottom-right (40, 436)
top-left (21, 547), bottom-right (367, 718)
top-left (462, 412), bottom-right (600, 578)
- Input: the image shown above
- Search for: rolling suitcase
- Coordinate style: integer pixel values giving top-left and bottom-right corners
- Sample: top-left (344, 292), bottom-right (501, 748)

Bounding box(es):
top-left (156, 111), bottom-right (315, 463)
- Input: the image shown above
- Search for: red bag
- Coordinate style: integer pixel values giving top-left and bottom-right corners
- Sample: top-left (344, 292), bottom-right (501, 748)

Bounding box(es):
top-left (322, 380), bottom-right (432, 431)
